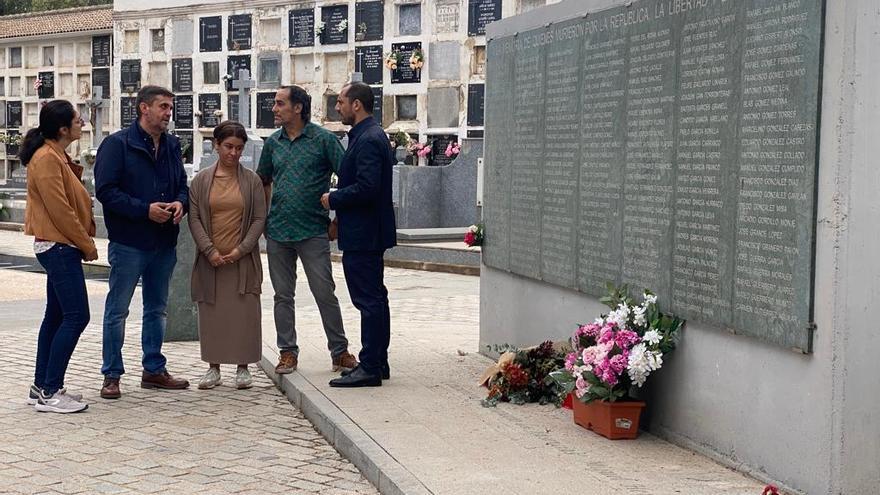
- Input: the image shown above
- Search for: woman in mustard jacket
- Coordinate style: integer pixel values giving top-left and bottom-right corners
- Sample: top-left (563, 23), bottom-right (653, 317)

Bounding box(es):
top-left (23, 100), bottom-right (96, 413)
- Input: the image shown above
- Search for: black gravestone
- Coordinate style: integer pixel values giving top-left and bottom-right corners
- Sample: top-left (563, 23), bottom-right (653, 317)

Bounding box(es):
top-left (467, 83), bottom-right (484, 126)
top-left (227, 94), bottom-right (239, 123)
top-left (92, 68), bottom-right (110, 99)
top-left (228, 14), bottom-right (252, 50)
top-left (174, 131), bottom-right (194, 164)
top-left (37, 72), bottom-right (54, 99)
top-left (173, 95), bottom-right (194, 129)
top-left (199, 93), bottom-right (222, 128)
top-left (91, 35), bottom-right (112, 67)
top-left (120, 60), bottom-right (141, 94)
top-left (355, 1), bottom-right (383, 42)
top-left (6, 130), bottom-right (20, 157)
top-left (120, 97), bottom-right (137, 128)
top-left (467, 0), bottom-right (501, 36)
top-left (372, 87), bottom-right (383, 123)
top-left (391, 42), bottom-right (421, 84)
top-left (321, 5), bottom-right (349, 45)
top-left (7, 101), bottom-right (22, 128)
top-left (429, 135), bottom-right (457, 167)
top-left (356, 45), bottom-right (383, 85)
top-left (289, 9), bottom-right (315, 48)
top-left (256, 92), bottom-right (275, 129)
top-left (226, 55), bottom-right (251, 91)
top-left (200, 16), bottom-right (222, 52)
top-left (172, 59), bottom-right (193, 92)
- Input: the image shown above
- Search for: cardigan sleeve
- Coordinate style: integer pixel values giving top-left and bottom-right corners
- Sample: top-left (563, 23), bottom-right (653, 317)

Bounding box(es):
top-left (237, 173), bottom-right (267, 255)
top-left (187, 175), bottom-right (217, 257)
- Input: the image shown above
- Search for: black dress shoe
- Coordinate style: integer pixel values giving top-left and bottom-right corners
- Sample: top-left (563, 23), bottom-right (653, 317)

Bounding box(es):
top-left (342, 363), bottom-right (390, 380)
top-left (329, 366), bottom-right (382, 387)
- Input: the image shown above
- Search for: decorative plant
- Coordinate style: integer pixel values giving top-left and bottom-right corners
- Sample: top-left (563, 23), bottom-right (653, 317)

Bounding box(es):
top-left (392, 130), bottom-right (410, 148)
top-left (356, 22), bottom-right (368, 40)
top-left (407, 140), bottom-right (431, 158)
top-left (464, 223), bottom-right (483, 247)
top-left (212, 109), bottom-right (223, 117)
top-left (33, 78), bottom-right (43, 92)
top-left (409, 49), bottom-right (424, 71)
top-left (0, 133), bottom-right (22, 147)
top-left (80, 148), bottom-right (98, 168)
top-left (445, 141), bottom-right (461, 158)
top-left (336, 19), bottom-right (348, 33)
top-left (315, 21), bottom-right (326, 38)
top-left (384, 51), bottom-right (401, 70)
top-left (549, 284), bottom-right (684, 403)
top-left (481, 341), bottom-right (568, 407)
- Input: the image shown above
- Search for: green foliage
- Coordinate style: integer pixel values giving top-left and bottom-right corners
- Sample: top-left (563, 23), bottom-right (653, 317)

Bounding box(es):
top-left (482, 341), bottom-right (568, 408)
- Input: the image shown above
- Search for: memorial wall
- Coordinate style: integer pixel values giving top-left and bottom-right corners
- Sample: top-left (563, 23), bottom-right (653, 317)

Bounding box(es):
top-left (483, 0), bottom-right (823, 351)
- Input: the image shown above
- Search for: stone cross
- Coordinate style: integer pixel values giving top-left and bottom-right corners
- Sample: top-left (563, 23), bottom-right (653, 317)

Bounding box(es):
top-left (86, 86), bottom-right (111, 147)
top-left (232, 69), bottom-right (256, 128)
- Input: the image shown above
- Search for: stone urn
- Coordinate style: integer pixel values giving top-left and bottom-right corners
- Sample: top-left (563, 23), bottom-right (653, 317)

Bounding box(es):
top-left (395, 145), bottom-right (408, 166)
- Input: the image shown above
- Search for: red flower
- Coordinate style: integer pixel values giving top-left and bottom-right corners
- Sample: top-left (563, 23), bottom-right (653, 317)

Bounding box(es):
top-left (464, 231), bottom-right (476, 246)
top-left (762, 485), bottom-right (780, 495)
top-left (502, 363), bottom-right (529, 389)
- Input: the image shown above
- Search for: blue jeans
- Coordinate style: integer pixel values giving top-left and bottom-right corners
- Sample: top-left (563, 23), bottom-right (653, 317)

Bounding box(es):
top-left (34, 244), bottom-right (90, 395)
top-left (341, 250), bottom-right (390, 376)
top-left (101, 242), bottom-right (177, 378)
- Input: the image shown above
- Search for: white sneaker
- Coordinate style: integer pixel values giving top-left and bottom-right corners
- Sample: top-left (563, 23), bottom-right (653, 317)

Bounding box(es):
top-left (27, 384), bottom-right (81, 405)
top-left (198, 368), bottom-right (222, 389)
top-left (235, 367), bottom-right (253, 389)
top-left (34, 390), bottom-right (88, 414)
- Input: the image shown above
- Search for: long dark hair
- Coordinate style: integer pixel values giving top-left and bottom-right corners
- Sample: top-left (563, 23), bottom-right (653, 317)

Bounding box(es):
top-left (19, 100), bottom-right (77, 166)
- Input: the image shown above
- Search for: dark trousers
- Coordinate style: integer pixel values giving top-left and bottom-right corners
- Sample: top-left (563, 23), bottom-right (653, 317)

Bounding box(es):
top-left (34, 244), bottom-right (90, 395)
top-left (342, 250), bottom-right (390, 375)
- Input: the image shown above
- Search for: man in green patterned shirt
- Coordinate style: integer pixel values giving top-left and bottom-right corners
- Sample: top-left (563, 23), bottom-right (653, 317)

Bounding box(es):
top-left (257, 85), bottom-right (358, 375)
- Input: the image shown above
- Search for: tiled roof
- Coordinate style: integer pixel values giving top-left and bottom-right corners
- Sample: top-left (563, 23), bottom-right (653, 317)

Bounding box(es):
top-left (0, 5), bottom-right (112, 40)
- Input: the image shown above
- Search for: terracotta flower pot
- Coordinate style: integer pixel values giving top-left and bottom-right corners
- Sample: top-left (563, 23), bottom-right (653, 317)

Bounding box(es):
top-left (572, 399), bottom-right (645, 440)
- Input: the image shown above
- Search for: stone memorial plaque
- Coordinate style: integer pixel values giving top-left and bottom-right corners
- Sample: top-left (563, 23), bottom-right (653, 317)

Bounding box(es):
top-left (37, 72), bottom-right (54, 99)
top-left (289, 9), bottom-right (315, 48)
top-left (436, 0), bottom-right (460, 34)
top-left (173, 95), bottom-right (193, 129)
top-left (120, 60), bottom-right (141, 94)
top-left (172, 19), bottom-right (194, 55)
top-left (372, 86), bottom-right (383, 123)
top-left (199, 93), bottom-right (221, 128)
top-left (429, 135), bottom-right (457, 167)
top-left (91, 35), bottom-right (112, 67)
top-left (399, 4), bottom-right (421, 36)
top-left (226, 55), bottom-right (251, 91)
top-left (467, 83), bottom-right (484, 126)
top-left (227, 94), bottom-right (239, 123)
top-left (172, 58), bottom-right (193, 92)
top-left (391, 42), bottom-right (421, 84)
top-left (256, 92), bottom-right (275, 129)
top-left (92, 68), bottom-right (110, 99)
top-left (355, 1), bottom-right (384, 42)
top-left (482, 0), bottom-right (824, 351)
top-left (321, 5), bottom-right (349, 45)
top-left (228, 14), bottom-right (252, 50)
top-left (199, 16), bottom-right (222, 52)
top-left (6, 101), bottom-right (22, 128)
top-left (174, 131), bottom-right (194, 164)
top-left (356, 45), bottom-right (383, 85)
top-left (120, 97), bottom-right (136, 128)
top-left (467, 0), bottom-right (501, 36)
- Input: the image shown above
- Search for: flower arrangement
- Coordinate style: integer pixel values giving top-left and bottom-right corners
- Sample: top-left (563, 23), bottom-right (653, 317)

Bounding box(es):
top-left (550, 284), bottom-right (684, 403)
top-left (315, 21), bottom-right (326, 38)
top-left (464, 223), bottom-right (483, 247)
top-left (481, 341), bottom-right (568, 407)
top-left (384, 51), bottom-right (401, 70)
top-left (407, 141), bottom-right (432, 158)
top-left (409, 49), bottom-right (424, 71)
top-left (33, 78), bottom-right (43, 92)
top-left (212, 109), bottom-right (223, 117)
top-left (355, 22), bottom-right (368, 40)
top-left (80, 148), bottom-right (98, 168)
top-left (445, 141), bottom-right (461, 158)
top-left (391, 130), bottom-right (410, 148)
top-left (0, 133), bottom-right (22, 147)
top-left (336, 19), bottom-right (348, 33)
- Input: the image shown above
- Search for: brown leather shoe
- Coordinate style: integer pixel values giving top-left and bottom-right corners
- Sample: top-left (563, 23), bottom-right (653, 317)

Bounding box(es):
top-left (331, 351), bottom-right (359, 372)
top-left (100, 377), bottom-right (121, 399)
top-left (141, 370), bottom-right (190, 390)
top-left (275, 351), bottom-right (298, 374)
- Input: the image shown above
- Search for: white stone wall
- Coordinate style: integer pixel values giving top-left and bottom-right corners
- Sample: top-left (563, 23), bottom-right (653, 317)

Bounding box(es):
top-left (0, 31), bottom-right (110, 183)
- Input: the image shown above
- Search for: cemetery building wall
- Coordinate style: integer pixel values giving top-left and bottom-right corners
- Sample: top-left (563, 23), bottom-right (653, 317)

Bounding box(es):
top-left (0, 6), bottom-right (112, 184)
top-left (479, 0), bottom-right (880, 494)
top-left (112, 0), bottom-right (559, 167)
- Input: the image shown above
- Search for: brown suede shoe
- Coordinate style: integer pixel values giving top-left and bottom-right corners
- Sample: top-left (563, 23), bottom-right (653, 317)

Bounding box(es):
top-left (100, 377), bottom-right (121, 399)
top-left (331, 351), bottom-right (359, 372)
top-left (275, 351), bottom-right (298, 374)
top-left (141, 371), bottom-right (190, 390)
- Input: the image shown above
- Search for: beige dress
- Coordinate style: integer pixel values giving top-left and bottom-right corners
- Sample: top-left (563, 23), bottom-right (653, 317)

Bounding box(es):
top-left (198, 173), bottom-right (262, 364)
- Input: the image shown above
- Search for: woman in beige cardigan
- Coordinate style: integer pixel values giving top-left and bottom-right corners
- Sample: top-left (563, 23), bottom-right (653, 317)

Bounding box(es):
top-left (189, 121), bottom-right (266, 389)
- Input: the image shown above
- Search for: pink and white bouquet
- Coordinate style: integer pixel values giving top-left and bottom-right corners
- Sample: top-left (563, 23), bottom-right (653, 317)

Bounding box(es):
top-left (445, 142), bottom-right (461, 158)
top-left (464, 223), bottom-right (483, 247)
top-left (550, 284), bottom-right (684, 403)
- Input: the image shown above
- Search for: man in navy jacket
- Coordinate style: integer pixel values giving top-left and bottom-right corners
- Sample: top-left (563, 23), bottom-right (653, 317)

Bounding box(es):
top-left (321, 82), bottom-right (396, 387)
top-left (94, 85), bottom-right (190, 399)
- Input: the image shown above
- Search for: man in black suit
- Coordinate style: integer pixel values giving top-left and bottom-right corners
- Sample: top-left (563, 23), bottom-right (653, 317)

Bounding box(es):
top-left (321, 82), bottom-right (396, 387)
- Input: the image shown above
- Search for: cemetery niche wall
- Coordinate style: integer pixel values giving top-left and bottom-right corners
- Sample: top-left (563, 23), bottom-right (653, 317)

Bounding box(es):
top-left (482, 0), bottom-right (823, 352)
